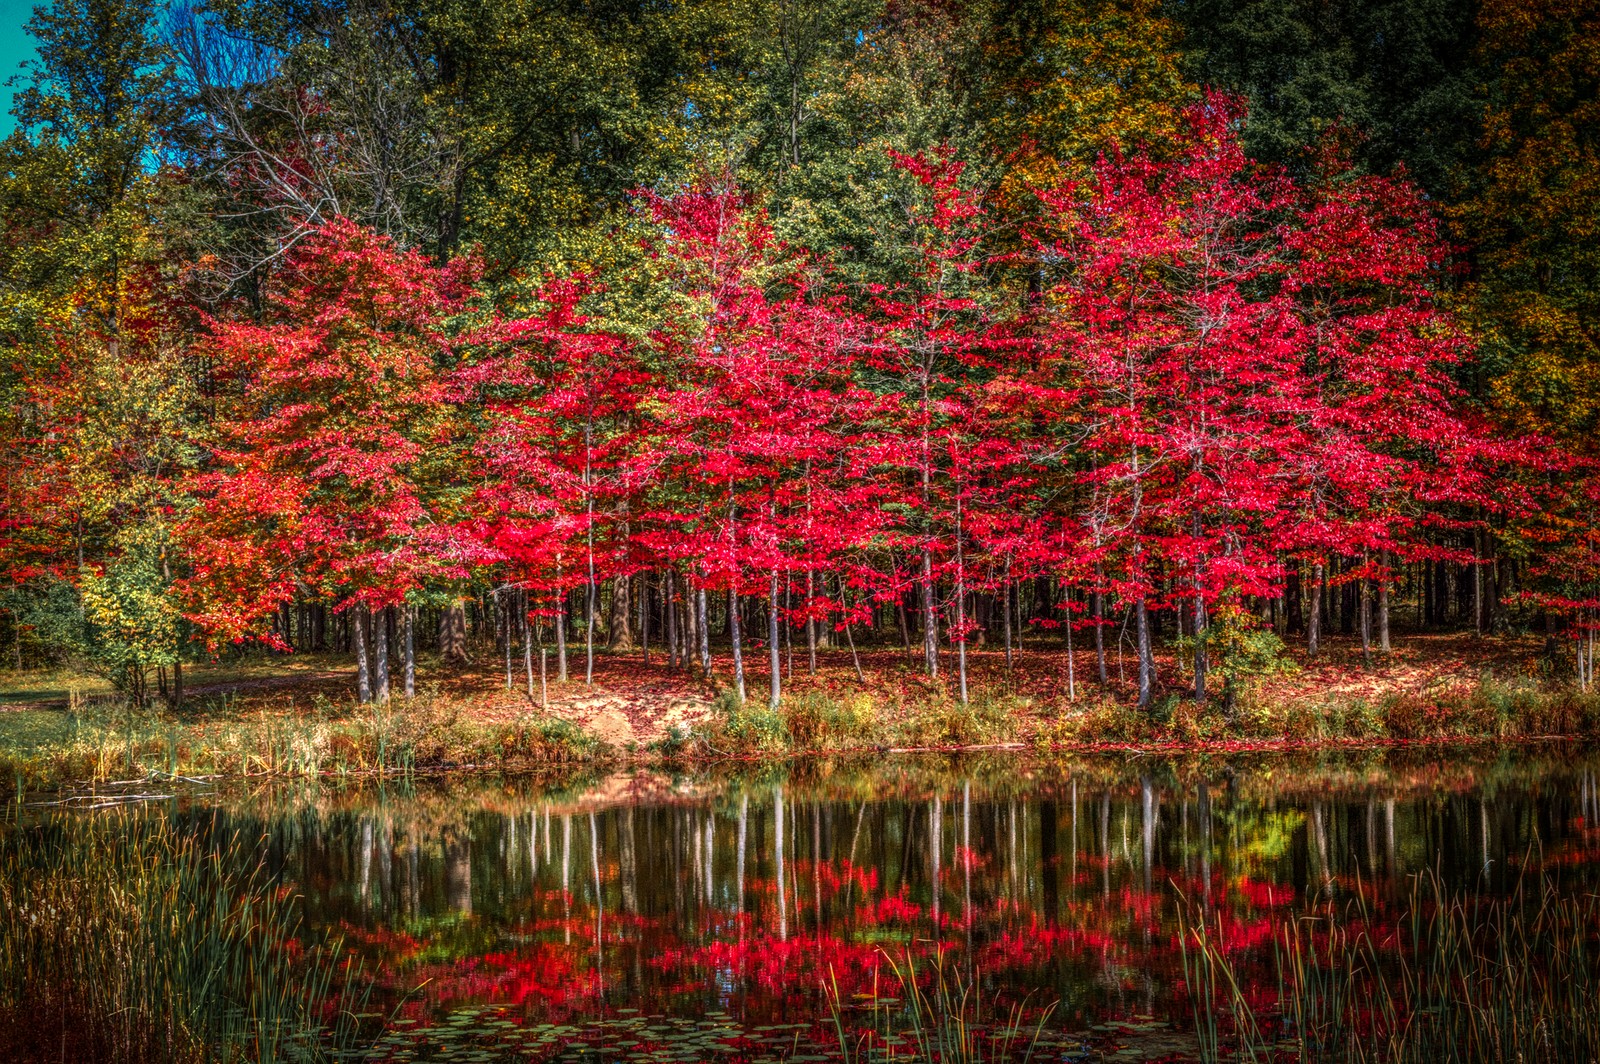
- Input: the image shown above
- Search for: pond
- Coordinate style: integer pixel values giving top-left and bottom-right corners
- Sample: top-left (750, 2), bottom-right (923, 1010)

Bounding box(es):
top-left (26, 746), bottom-right (1600, 1061)
top-left (178, 746), bottom-right (1600, 1060)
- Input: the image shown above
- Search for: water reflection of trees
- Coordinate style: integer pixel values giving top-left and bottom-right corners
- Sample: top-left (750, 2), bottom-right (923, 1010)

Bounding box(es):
top-left (189, 748), bottom-right (1600, 1027)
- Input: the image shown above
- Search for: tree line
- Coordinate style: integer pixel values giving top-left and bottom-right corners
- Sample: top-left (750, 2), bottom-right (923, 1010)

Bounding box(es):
top-left (1, 0), bottom-right (1596, 709)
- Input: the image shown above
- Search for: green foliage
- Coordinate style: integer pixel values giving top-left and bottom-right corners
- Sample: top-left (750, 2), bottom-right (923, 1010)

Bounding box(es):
top-left (78, 532), bottom-right (184, 705)
top-left (700, 688), bottom-right (789, 754)
top-left (1203, 604), bottom-right (1298, 692)
top-left (1456, 0), bottom-right (1600, 453)
top-left (784, 689), bottom-right (879, 749)
top-left (1167, 0), bottom-right (1479, 198)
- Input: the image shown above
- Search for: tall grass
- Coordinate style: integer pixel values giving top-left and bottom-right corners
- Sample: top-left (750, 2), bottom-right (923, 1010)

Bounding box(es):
top-left (0, 808), bottom-right (372, 1062)
top-left (1179, 872), bottom-right (1600, 1063)
top-left (827, 948), bottom-right (1055, 1063)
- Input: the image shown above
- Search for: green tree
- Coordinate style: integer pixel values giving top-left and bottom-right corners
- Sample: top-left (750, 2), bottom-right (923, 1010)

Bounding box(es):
top-left (1167, 0), bottom-right (1480, 197)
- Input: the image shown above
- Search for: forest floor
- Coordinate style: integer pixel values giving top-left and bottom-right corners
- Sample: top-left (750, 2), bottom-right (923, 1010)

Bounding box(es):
top-left (0, 626), bottom-right (1593, 790)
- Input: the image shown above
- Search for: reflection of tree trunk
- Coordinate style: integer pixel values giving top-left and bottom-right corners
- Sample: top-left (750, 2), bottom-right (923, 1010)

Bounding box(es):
top-left (737, 792), bottom-right (748, 915)
top-left (1069, 781), bottom-right (1078, 898)
top-left (775, 786), bottom-right (787, 941)
top-left (1199, 781), bottom-right (1211, 910)
top-left (1311, 801), bottom-right (1332, 900)
top-left (360, 818), bottom-right (374, 908)
top-left (562, 814), bottom-right (572, 944)
top-left (1040, 799), bottom-right (1057, 923)
top-left (400, 837), bottom-right (417, 916)
top-left (931, 795), bottom-right (943, 927)
top-left (620, 808), bottom-right (637, 915)
top-left (962, 782), bottom-right (972, 933)
top-left (444, 828), bottom-right (472, 914)
top-left (1141, 776), bottom-right (1155, 899)
top-left (1100, 793), bottom-right (1111, 900)
top-left (590, 811), bottom-right (603, 999)
top-left (1366, 800), bottom-right (1379, 876)
top-left (705, 813), bottom-right (715, 904)
top-left (1384, 797), bottom-right (1396, 891)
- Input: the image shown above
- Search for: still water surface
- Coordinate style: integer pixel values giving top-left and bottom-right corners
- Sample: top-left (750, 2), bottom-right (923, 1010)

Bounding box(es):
top-left (187, 747), bottom-right (1600, 1060)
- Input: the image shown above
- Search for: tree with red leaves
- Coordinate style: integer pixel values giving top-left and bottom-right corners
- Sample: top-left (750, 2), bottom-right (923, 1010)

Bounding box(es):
top-left (457, 274), bottom-right (647, 689)
top-left (179, 220), bottom-right (475, 702)
top-left (639, 177), bottom-right (870, 708)
top-left (861, 147), bottom-right (1011, 697)
top-left (1037, 97), bottom-right (1500, 710)
top-left (1281, 148), bottom-right (1504, 664)
top-left (1038, 98), bottom-right (1308, 708)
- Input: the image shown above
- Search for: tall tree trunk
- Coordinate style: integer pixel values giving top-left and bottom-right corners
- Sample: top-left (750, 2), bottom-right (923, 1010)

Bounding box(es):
top-left (353, 604), bottom-right (372, 703)
top-left (665, 568), bottom-right (678, 669)
top-left (897, 595), bottom-right (913, 662)
top-left (768, 571), bottom-right (782, 710)
top-left (730, 588), bottom-right (746, 703)
top-left (1136, 593), bottom-right (1155, 710)
top-left (921, 549), bottom-right (938, 678)
top-left (840, 574), bottom-right (865, 683)
top-left (640, 572), bottom-right (651, 665)
top-left (522, 591), bottom-right (535, 697)
top-left (555, 579), bottom-right (569, 682)
top-left (1285, 567), bottom-right (1302, 634)
top-left (783, 579), bottom-right (793, 681)
top-left (609, 573), bottom-right (635, 650)
top-left (1359, 550), bottom-right (1373, 667)
top-left (1193, 551), bottom-right (1208, 704)
top-left (1002, 556), bottom-right (1014, 673)
top-left (501, 591), bottom-right (513, 689)
top-left (1064, 587), bottom-right (1076, 702)
top-left (404, 606), bottom-right (415, 699)
top-left (953, 489), bottom-right (968, 704)
top-left (805, 569), bottom-right (817, 675)
top-left (375, 606), bottom-right (391, 703)
top-left (697, 584), bottom-right (711, 679)
top-left (1308, 562), bottom-right (1324, 661)
top-left (439, 603), bottom-right (471, 666)
top-left (1378, 549), bottom-right (1391, 654)
top-left (1472, 527), bottom-right (1484, 637)
top-left (585, 571), bottom-right (596, 686)
top-left (1094, 564), bottom-right (1108, 685)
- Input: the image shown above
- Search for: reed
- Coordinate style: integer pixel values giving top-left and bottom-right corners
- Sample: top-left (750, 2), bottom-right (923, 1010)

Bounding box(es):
top-left (827, 948), bottom-right (1055, 1063)
top-left (0, 808), bottom-right (371, 1062)
top-left (1179, 871), bottom-right (1600, 1063)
